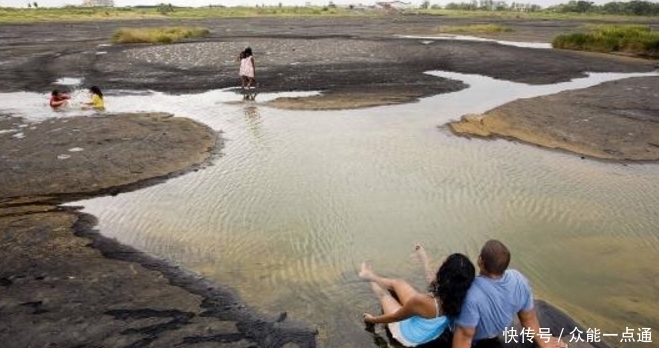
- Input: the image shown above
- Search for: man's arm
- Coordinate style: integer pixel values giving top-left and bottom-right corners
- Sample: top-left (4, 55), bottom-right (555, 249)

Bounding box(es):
top-left (518, 309), bottom-right (567, 348)
top-left (453, 325), bottom-right (476, 348)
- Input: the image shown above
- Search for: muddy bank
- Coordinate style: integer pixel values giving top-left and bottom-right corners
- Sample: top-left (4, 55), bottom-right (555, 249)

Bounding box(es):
top-left (0, 113), bottom-right (216, 200)
top-left (0, 113), bottom-right (317, 347)
top-left (0, 16), bottom-right (656, 110)
top-left (448, 76), bottom-right (659, 161)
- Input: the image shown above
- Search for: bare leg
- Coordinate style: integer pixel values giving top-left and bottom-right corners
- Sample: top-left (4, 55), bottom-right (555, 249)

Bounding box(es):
top-left (369, 281), bottom-right (402, 316)
top-left (414, 244), bottom-right (435, 284)
top-left (359, 262), bottom-right (420, 306)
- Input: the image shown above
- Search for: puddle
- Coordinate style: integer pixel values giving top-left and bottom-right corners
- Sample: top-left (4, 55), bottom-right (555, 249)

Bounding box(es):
top-left (2, 70), bottom-right (658, 348)
top-left (396, 34), bottom-right (552, 49)
top-left (53, 77), bottom-right (84, 86)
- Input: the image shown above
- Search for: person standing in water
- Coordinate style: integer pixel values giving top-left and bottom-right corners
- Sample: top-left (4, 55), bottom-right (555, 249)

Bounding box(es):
top-left (238, 47), bottom-right (256, 89)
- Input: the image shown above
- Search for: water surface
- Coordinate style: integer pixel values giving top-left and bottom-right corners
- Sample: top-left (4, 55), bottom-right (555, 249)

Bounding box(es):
top-left (3, 71), bottom-right (658, 348)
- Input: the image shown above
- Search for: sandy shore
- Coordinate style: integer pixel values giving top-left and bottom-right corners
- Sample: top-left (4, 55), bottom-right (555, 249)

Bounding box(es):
top-left (448, 76), bottom-right (659, 161)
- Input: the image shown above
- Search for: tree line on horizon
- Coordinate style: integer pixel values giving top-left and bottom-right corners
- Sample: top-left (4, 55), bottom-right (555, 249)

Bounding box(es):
top-left (427, 0), bottom-right (659, 15)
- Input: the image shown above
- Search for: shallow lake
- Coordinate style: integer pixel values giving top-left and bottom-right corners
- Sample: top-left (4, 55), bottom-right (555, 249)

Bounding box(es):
top-left (2, 71), bottom-right (658, 348)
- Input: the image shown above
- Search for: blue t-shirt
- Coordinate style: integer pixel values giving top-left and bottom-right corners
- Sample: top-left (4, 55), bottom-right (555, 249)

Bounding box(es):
top-left (455, 269), bottom-right (534, 340)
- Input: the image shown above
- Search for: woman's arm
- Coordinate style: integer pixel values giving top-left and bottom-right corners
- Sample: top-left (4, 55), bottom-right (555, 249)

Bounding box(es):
top-left (414, 244), bottom-right (436, 284)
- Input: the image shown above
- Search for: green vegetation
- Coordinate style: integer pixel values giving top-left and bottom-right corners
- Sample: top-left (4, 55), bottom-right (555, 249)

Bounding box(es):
top-left (413, 8), bottom-right (658, 22)
top-left (438, 24), bottom-right (513, 34)
top-left (0, 5), bottom-right (365, 23)
top-left (549, 0), bottom-right (659, 16)
top-left (0, 7), bottom-right (163, 22)
top-left (1, 1), bottom-right (658, 24)
top-left (111, 26), bottom-right (210, 44)
top-left (552, 25), bottom-right (659, 58)
top-left (163, 6), bottom-right (360, 18)
top-left (425, 0), bottom-right (659, 15)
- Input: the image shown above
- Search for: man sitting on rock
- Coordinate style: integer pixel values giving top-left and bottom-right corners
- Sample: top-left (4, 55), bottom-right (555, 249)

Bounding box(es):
top-left (453, 240), bottom-right (567, 348)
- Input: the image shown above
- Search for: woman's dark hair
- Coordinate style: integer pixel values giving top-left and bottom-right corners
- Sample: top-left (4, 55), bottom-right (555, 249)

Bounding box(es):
top-left (90, 86), bottom-right (103, 99)
top-left (244, 47), bottom-right (252, 57)
top-left (429, 253), bottom-right (475, 318)
top-left (51, 89), bottom-right (60, 96)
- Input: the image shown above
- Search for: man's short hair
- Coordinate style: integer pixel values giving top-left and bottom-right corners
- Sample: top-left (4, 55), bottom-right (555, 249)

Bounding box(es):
top-left (480, 240), bottom-right (510, 275)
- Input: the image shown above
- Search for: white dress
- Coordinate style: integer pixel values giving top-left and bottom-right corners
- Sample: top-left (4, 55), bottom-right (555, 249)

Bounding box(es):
top-left (239, 56), bottom-right (254, 78)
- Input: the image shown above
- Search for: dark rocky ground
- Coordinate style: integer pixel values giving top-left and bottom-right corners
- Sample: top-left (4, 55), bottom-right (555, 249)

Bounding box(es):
top-left (449, 76), bottom-right (659, 161)
top-left (0, 113), bottom-right (318, 348)
top-left (0, 16), bottom-right (656, 106)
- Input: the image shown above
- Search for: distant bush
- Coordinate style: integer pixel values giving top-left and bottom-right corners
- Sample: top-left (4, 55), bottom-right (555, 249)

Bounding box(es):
top-left (111, 26), bottom-right (209, 44)
top-left (439, 24), bottom-right (514, 33)
top-left (552, 25), bottom-right (659, 58)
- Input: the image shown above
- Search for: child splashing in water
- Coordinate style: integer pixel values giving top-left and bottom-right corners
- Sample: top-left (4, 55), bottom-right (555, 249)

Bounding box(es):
top-left (49, 90), bottom-right (71, 109)
top-left (83, 86), bottom-right (104, 110)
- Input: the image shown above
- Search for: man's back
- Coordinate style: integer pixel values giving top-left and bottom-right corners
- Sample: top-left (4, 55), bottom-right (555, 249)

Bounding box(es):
top-left (455, 269), bottom-right (534, 340)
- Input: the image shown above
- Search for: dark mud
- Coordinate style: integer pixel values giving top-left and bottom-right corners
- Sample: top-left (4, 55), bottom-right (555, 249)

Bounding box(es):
top-left (1, 16), bottom-right (656, 106)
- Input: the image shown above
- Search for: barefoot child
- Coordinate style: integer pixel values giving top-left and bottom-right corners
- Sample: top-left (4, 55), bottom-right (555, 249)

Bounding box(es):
top-left (238, 47), bottom-right (256, 89)
top-left (83, 86), bottom-right (104, 110)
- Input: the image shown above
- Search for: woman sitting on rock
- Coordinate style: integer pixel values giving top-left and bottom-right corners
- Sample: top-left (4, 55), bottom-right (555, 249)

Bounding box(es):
top-left (360, 244), bottom-right (475, 347)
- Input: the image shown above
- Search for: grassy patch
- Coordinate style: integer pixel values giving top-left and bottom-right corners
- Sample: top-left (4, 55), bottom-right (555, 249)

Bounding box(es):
top-left (411, 8), bottom-right (659, 22)
top-left (166, 6), bottom-right (362, 18)
top-left (438, 24), bottom-right (514, 34)
top-left (111, 27), bottom-right (210, 44)
top-left (0, 6), bottom-right (369, 23)
top-left (552, 25), bottom-right (659, 58)
top-left (0, 7), bottom-right (163, 23)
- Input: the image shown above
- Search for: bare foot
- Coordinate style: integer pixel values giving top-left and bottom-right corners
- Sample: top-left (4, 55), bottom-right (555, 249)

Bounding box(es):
top-left (414, 243), bottom-right (429, 263)
top-left (359, 261), bottom-right (375, 280)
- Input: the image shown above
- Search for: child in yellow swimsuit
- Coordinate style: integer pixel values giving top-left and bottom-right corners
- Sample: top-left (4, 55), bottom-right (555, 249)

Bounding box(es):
top-left (84, 86), bottom-right (104, 110)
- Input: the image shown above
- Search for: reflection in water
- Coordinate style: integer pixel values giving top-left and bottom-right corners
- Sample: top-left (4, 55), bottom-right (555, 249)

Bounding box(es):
top-left (242, 89), bottom-right (259, 101)
top-left (395, 35), bottom-right (552, 49)
top-left (244, 104), bottom-right (263, 140)
top-left (2, 71), bottom-right (658, 348)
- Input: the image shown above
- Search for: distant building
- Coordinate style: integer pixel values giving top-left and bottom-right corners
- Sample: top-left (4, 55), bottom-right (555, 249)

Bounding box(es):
top-left (82, 0), bottom-right (115, 6)
top-left (375, 1), bottom-right (413, 10)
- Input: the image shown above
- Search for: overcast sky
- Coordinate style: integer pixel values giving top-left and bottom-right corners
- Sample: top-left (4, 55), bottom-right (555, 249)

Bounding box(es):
top-left (0, 0), bottom-right (644, 9)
